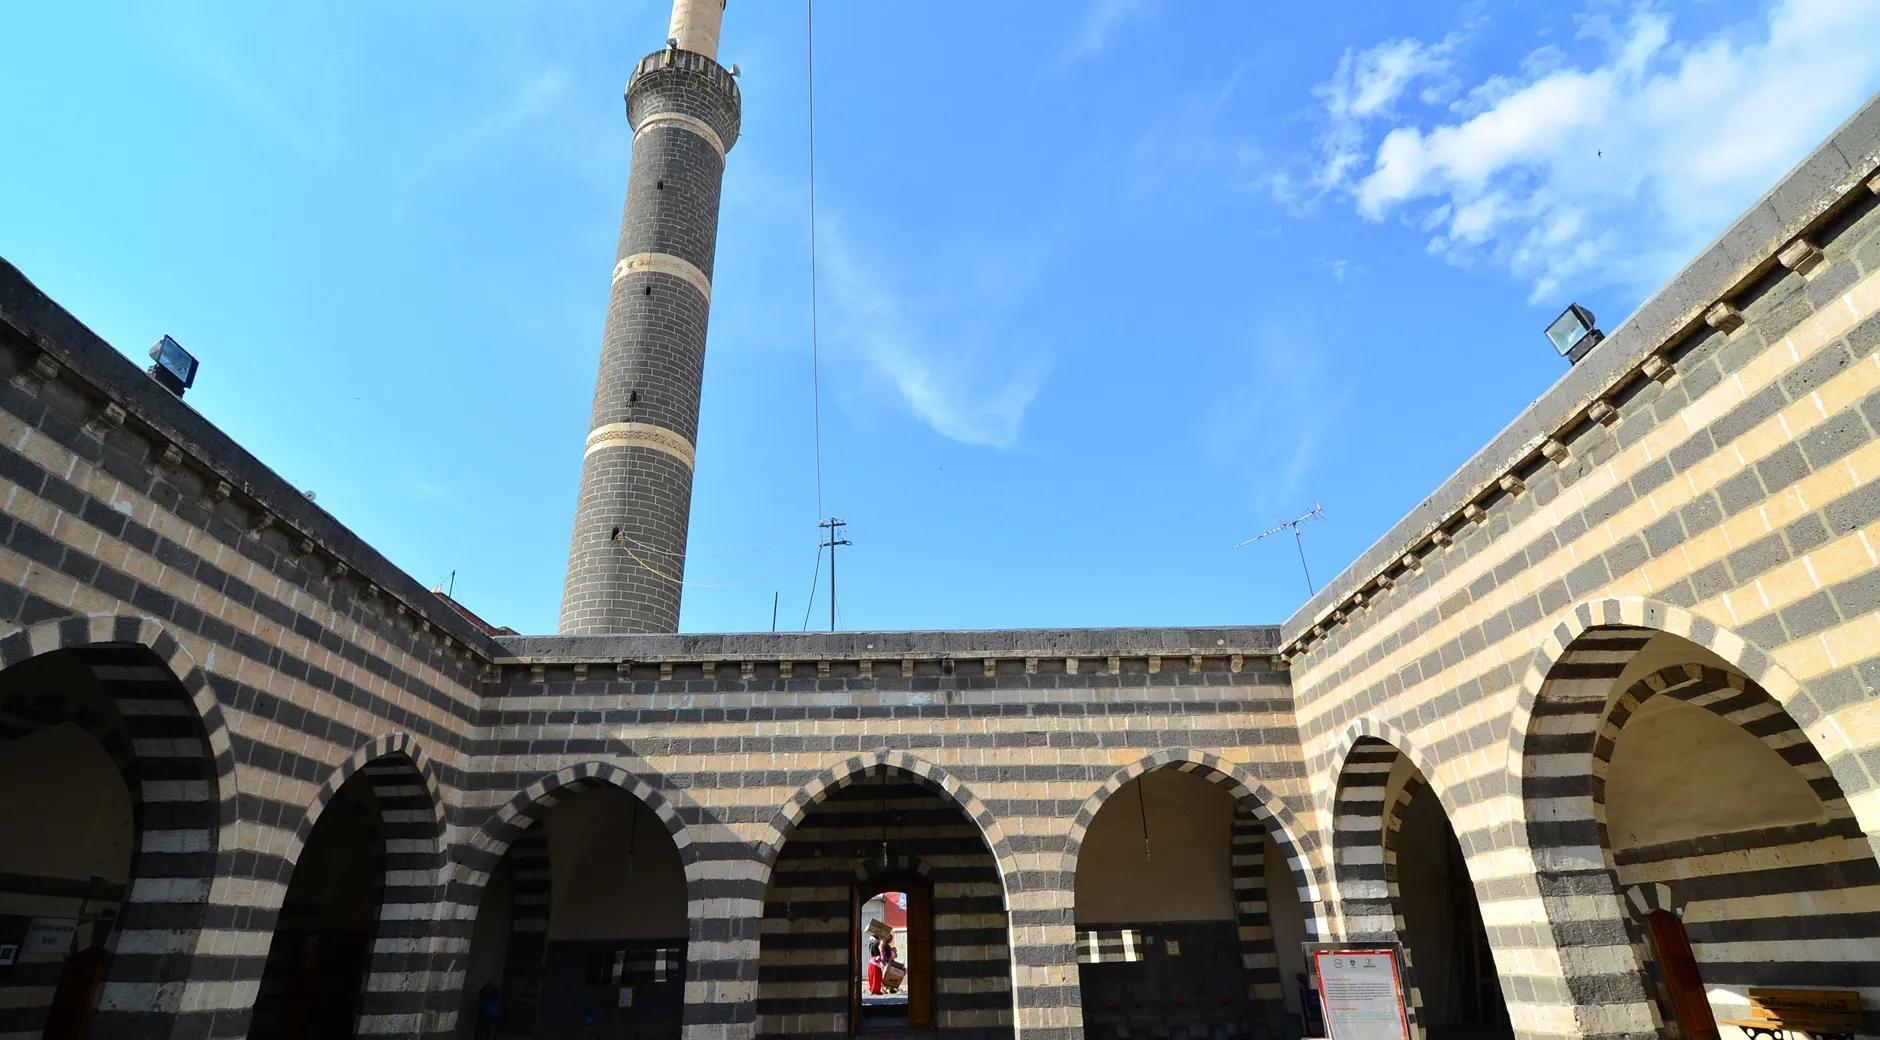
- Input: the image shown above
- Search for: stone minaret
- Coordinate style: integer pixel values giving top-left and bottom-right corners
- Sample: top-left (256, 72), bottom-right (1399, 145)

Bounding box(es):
top-left (559, 0), bottom-right (740, 634)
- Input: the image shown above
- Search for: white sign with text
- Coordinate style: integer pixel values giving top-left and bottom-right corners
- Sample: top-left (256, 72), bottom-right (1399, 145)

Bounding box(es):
top-left (1312, 949), bottom-right (1410, 1040)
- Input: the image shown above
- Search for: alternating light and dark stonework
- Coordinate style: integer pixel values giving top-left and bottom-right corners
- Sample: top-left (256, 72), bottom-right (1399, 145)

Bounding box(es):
top-left (559, 4), bottom-right (740, 635)
top-left (1, 6), bottom-right (1879, 1040)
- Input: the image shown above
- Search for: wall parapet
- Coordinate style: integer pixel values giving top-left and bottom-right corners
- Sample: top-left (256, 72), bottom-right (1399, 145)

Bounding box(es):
top-left (492, 625), bottom-right (1284, 685)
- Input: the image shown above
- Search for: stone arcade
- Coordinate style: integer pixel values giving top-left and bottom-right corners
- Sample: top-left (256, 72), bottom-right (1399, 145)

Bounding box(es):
top-left (1, 3), bottom-right (1879, 1040)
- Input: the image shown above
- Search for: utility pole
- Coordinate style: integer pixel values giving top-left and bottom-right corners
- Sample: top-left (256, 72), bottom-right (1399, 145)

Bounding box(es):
top-left (1236, 502), bottom-right (1325, 596)
top-left (818, 517), bottom-right (850, 632)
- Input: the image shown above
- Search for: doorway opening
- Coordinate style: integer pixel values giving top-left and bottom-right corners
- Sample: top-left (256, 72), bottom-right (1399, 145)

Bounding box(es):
top-left (851, 874), bottom-right (932, 1036)
top-left (0, 644), bottom-right (219, 1040)
top-left (755, 764), bottom-right (1012, 1040)
top-left (1523, 628), bottom-right (1880, 1034)
top-left (1333, 738), bottom-right (1511, 1040)
top-left (1072, 768), bottom-right (1316, 1040)
top-left (459, 784), bottom-right (689, 1040)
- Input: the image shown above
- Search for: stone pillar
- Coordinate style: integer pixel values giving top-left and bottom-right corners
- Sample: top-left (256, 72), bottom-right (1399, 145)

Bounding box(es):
top-left (559, 4), bottom-right (741, 635)
top-left (1231, 810), bottom-right (1282, 1015)
top-left (679, 852), bottom-right (766, 1040)
top-left (355, 760), bottom-right (448, 1040)
top-left (500, 827), bottom-right (551, 1037)
top-left (1008, 887), bottom-right (1083, 1040)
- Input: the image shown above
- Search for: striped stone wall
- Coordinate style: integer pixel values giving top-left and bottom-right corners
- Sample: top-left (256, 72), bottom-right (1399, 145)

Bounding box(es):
top-left (0, 264), bottom-right (492, 1039)
top-left (1283, 110), bottom-right (1880, 1040)
top-left (469, 650), bottom-right (1321, 1040)
top-left (1614, 819), bottom-right (1880, 1030)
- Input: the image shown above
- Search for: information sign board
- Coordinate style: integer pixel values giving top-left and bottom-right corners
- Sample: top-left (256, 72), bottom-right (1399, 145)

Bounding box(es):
top-left (1311, 948), bottom-right (1410, 1040)
top-left (22, 918), bottom-right (77, 957)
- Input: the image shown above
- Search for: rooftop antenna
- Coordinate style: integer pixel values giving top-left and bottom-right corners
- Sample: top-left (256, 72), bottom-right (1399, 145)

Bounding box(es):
top-left (1235, 502), bottom-right (1325, 596)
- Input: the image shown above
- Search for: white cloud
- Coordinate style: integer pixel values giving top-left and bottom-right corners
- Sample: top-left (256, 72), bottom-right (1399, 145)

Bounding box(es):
top-left (816, 221), bottom-right (1050, 450)
top-left (1331, 38), bottom-right (1455, 120)
top-left (1318, 0), bottom-right (1880, 301)
top-left (1059, 0), bottom-right (1157, 68)
top-left (1299, 34), bottom-right (1465, 199)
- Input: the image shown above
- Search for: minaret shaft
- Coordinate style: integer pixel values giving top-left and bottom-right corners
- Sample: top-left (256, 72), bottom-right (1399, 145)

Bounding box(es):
top-left (667, 0), bottom-right (725, 60)
top-left (559, 5), bottom-right (740, 635)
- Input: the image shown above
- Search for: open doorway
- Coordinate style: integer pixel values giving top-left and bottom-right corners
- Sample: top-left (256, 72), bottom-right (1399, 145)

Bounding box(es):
top-left (1072, 767), bottom-right (1315, 1040)
top-left (459, 783), bottom-right (689, 1040)
top-left (851, 876), bottom-right (932, 1035)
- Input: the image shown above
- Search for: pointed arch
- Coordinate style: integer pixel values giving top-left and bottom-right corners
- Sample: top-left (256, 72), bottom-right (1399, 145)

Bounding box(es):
top-left (754, 749), bottom-right (1018, 893)
top-left (1505, 596), bottom-right (1872, 846)
top-left (1505, 601), bottom-right (1773, 1040)
top-left (456, 757), bottom-right (699, 881)
top-left (1506, 599), bottom-right (1880, 1040)
top-left (0, 613), bottom-right (233, 1040)
top-left (443, 758), bottom-right (706, 1040)
top-left (1324, 718), bottom-right (1461, 937)
top-left (1063, 747), bottom-right (1324, 935)
top-left (1597, 663), bottom-right (1859, 829)
top-left (753, 750), bottom-right (1019, 1040)
top-left (296, 732), bottom-right (449, 848)
top-left (1328, 725), bottom-right (1512, 1040)
top-left (0, 613), bottom-right (236, 809)
top-left (260, 736), bottom-right (452, 1040)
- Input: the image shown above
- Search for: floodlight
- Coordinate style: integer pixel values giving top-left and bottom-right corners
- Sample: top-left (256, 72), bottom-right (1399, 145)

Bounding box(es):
top-left (147, 335), bottom-right (199, 396)
top-left (1546, 304), bottom-right (1603, 363)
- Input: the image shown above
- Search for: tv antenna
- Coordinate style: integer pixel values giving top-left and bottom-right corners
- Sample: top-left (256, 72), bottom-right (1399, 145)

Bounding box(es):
top-left (1235, 502), bottom-right (1325, 595)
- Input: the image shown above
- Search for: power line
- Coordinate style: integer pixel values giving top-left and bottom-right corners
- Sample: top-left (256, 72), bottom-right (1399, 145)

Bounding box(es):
top-left (805, 0), bottom-right (826, 522)
top-left (799, 542), bottom-right (824, 631)
top-left (618, 540), bottom-right (796, 589)
top-left (611, 526), bottom-right (799, 561)
top-left (797, 0), bottom-right (840, 636)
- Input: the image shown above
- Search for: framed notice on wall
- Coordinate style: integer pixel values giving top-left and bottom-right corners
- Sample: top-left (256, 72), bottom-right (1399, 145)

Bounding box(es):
top-left (1307, 945), bottom-right (1410, 1040)
top-left (22, 918), bottom-right (77, 958)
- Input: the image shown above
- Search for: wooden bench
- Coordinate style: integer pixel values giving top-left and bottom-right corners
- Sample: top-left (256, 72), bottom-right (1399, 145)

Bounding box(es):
top-left (1719, 988), bottom-right (1863, 1040)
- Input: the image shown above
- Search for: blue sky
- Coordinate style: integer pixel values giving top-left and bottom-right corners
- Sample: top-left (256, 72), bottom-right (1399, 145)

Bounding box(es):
top-left (6, 1), bottom-right (1879, 635)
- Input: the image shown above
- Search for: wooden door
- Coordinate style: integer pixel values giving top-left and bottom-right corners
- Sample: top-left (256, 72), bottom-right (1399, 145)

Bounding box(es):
top-left (907, 887), bottom-right (934, 1030)
top-left (1646, 910), bottom-right (1718, 1040)
top-left (40, 946), bottom-right (106, 1040)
